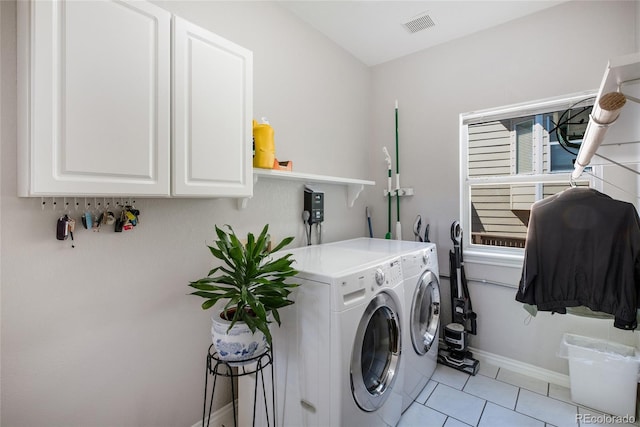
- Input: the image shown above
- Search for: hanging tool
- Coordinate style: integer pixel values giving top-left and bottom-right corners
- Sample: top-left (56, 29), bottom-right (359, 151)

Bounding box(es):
top-left (394, 100), bottom-right (402, 240)
top-left (383, 147), bottom-right (392, 239)
top-left (366, 207), bottom-right (374, 238)
top-left (303, 186), bottom-right (324, 245)
top-left (438, 220), bottom-right (479, 375)
top-left (413, 215), bottom-right (423, 242)
top-left (413, 213), bottom-right (430, 242)
top-left (302, 211), bottom-right (311, 246)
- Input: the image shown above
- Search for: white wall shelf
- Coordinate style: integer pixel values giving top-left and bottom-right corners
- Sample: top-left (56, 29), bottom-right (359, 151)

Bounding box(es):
top-left (237, 168), bottom-right (375, 209)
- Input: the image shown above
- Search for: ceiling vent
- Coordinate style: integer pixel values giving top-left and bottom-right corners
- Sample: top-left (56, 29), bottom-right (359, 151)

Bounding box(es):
top-left (402, 12), bottom-right (435, 34)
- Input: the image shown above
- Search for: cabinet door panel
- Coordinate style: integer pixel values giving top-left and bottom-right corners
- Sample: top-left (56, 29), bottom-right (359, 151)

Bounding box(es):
top-left (19, 0), bottom-right (171, 196)
top-left (173, 17), bottom-right (253, 197)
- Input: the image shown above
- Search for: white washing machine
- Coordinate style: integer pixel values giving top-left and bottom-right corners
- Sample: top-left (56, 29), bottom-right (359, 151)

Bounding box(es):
top-left (270, 245), bottom-right (405, 427)
top-left (328, 238), bottom-right (440, 412)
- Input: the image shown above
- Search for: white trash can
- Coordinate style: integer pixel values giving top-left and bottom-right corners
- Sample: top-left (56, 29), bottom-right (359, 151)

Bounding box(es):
top-left (561, 333), bottom-right (640, 417)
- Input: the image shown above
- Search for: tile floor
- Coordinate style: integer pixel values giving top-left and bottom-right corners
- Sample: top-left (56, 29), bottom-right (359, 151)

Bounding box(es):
top-left (398, 362), bottom-right (638, 427)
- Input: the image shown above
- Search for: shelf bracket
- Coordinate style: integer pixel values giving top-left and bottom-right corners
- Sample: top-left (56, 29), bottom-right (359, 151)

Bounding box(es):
top-left (237, 174), bottom-right (260, 210)
top-left (347, 183), bottom-right (365, 208)
top-left (237, 197), bottom-right (250, 210)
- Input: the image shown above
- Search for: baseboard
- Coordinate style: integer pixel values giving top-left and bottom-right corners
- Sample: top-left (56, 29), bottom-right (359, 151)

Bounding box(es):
top-left (190, 400), bottom-right (237, 427)
top-left (469, 346), bottom-right (571, 388)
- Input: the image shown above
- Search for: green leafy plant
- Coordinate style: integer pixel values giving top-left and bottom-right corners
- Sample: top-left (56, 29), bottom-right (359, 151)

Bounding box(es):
top-left (188, 224), bottom-right (298, 346)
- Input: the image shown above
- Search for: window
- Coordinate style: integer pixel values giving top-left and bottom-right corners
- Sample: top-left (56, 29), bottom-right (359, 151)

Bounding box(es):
top-left (460, 92), bottom-right (598, 266)
top-left (544, 105), bottom-right (591, 172)
top-left (515, 120), bottom-right (534, 174)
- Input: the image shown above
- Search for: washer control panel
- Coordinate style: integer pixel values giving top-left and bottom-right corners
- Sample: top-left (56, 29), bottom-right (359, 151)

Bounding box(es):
top-left (402, 244), bottom-right (438, 277)
top-left (376, 258), bottom-right (402, 288)
top-left (423, 246), bottom-right (437, 268)
top-left (374, 268), bottom-right (385, 286)
top-left (334, 256), bottom-right (403, 311)
top-left (422, 249), bottom-right (431, 266)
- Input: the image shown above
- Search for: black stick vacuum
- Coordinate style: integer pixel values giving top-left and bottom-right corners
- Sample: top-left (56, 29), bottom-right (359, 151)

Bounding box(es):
top-left (437, 221), bottom-right (480, 375)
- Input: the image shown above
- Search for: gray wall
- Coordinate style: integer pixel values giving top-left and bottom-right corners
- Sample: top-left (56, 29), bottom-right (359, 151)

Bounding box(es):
top-left (370, 0), bottom-right (640, 375)
top-left (0, 2), bottom-right (372, 426)
top-left (3, 1), bottom-right (640, 426)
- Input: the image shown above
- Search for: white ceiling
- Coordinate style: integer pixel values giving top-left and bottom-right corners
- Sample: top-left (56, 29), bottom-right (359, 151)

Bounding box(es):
top-left (278, 1), bottom-right (569, 66)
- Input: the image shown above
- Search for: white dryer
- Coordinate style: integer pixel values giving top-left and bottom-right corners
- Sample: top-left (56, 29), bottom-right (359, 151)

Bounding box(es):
top-left (271, 245), bottom-right (405, 427)
top-left (399, 244), bottom-right (439, 411)
top-left (328, 238), bottom-right (441, 412)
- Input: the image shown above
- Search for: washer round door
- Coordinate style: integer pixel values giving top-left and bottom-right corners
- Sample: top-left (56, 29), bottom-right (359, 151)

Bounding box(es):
top-left (410, 270), bottom-right (440, 355)
top-left (350, 291), bottom-right (402, 412)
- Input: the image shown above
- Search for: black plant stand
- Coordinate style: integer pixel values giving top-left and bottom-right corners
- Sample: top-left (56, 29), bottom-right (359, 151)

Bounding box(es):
top-left (202, 344), bottom-right (275, 427)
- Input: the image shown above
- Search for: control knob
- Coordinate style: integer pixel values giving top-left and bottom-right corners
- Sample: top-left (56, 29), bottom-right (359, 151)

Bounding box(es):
top-left (374, 268), bottom-right (385, 286)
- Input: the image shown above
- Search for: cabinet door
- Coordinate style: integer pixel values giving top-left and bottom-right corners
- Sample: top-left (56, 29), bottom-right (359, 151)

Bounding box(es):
top-left (18, 0), bottom-right (171, 196)
top-left (172, 17), bottom-right (253, 197)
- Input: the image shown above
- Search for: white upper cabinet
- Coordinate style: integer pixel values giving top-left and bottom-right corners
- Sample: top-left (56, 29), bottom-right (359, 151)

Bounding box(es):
top-left (18, 1), bottom-right (253, 198)
top-left (172, 17), bottom-right (253, 197)
top-left (18, 0), bottom-right (172, 196)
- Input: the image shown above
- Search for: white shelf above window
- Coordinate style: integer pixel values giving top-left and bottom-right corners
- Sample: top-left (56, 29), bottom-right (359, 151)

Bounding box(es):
top-left (237, 168), bottom-right (375, 209)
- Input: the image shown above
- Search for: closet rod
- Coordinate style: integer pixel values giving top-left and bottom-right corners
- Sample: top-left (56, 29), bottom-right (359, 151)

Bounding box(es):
top-left (619, 78), bottom-right (640, 91)
top-left (440, 274), bottom-right (515, 290)
top-left (592, 152), bottom-right (640, 176)
top-left (600, 139), bottom-right (640, 147)
top-left (585, 170), bottom-right (640, 200)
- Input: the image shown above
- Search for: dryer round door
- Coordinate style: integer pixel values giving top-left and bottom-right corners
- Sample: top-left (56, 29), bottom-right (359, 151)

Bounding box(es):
top-left (350, 291), bottom-right (401, 412)
top-left (410, 270), bottom-right (440, 355)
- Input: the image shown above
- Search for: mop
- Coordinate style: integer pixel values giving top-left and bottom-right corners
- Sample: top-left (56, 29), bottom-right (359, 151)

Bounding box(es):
top-left (383, 147), bottom-right (392, 239)
top-left (394, 100), bottom-right (402, 241)
top-left (366, 206), bottom-right (373, 238)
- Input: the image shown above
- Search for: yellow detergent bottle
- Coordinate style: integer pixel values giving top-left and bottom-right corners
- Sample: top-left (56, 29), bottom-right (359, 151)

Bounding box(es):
top-left (253, 118), bottom-right (275, 169)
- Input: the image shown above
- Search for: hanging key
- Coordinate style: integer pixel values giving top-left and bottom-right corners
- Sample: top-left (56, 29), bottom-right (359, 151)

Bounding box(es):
top-left (67, 217), bottom-right (76, 248)
top-left (56, 216), bottom-right (69, 241)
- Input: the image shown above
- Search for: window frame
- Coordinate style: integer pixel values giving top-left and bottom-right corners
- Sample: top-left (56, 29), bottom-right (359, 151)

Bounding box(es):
top-left (459, 91), bottom-right (601, 268)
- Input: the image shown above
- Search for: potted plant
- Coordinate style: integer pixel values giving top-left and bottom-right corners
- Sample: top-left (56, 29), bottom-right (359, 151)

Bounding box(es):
top-left (188, 224), bottom-right (298, 363)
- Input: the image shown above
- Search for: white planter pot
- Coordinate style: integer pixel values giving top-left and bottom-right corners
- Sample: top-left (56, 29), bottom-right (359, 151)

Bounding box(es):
top-left (211, 311), bottom-right (269, 364)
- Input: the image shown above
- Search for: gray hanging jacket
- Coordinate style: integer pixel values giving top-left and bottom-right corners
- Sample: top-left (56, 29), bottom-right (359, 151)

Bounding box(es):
top-left (516, 187), bottom-right (640, 330)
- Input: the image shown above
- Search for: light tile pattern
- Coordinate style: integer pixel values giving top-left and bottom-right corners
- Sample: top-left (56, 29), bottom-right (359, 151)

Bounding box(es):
top-left (426, 384), bottom-right (485, 426)
top-left (477, 362), bottom-right (499, 379)
top-left (430, 364), bottom-right (470, 390)
top-left (478, 402), bottom-right (544, 427)
top-left (443, 417), bottom-right (472, 427)
top-left (516, 388), bottom-right (580, 427)
top-left (415, 380), bottom-right (437, 404)
top-left (548, 382), bottom-right (573, 404)
top-left (398, 403), bottom-right (447, 427)
top-left (400, 363), bottom-right (639, 427)
top-left (463, 372), bottom-right (519, 409)
top-left (496, 368), bottom-right (548, 395)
